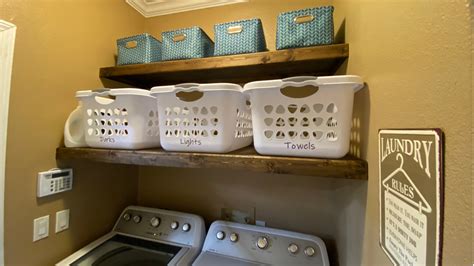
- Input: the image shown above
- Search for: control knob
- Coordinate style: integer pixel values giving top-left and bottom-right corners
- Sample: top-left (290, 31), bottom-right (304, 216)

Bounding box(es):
top-left (304, 246), bottom-right (316, 257)
top-left (256, 236), bottom-right (269, 250)
top-left (182, 223), bottom-right (191, 232)
top-left (230, 233), bottom-right (238, 242)
top-left (132, 215), bottom-right (141, 224)
top-left (150, 217), bottom-right (160, 227)
top-left (122, 213), bottom-right (131, 221)
top-left (170, 221), bottom-right (179, 230)
top-left (288, 243), bottom-right (299, 254)
top-left (216, 231), bottom-right (225, 240)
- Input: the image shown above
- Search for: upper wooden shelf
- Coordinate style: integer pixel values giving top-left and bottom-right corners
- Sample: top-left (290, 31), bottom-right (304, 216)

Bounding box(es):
top-left (56, 146), bottom-right (367, 180)
top-left (100, 44), bottom-right (349, 88)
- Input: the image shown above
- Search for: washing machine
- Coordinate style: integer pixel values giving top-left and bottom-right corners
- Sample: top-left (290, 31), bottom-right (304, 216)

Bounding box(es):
top-left (193, 220), bottom-right (329, 266)
top-left (57, 206), bottom-right (205, 266)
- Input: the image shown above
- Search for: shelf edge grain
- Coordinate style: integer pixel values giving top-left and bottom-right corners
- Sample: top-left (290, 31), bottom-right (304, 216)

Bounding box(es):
top-left (56, 146), bottom-right (368, 180)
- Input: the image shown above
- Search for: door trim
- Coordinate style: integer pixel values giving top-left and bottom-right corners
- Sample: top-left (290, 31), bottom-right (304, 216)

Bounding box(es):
top-left (0, 20), bottom-right (16, 265)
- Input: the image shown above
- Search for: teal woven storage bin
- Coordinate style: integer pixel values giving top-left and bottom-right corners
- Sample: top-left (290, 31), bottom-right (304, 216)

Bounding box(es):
top-left (161, 26), bottom-right (214, 61)
top-left (276, 6), bottom-right (334, 50)
top-left (214, 18), bottom-right (267, 56)
top-left (116, 33), bottom-right (161, 65)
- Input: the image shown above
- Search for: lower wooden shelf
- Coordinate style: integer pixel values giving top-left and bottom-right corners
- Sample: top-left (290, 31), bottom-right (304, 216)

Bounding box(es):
top-left (56, 146), bottom-right (368, 180)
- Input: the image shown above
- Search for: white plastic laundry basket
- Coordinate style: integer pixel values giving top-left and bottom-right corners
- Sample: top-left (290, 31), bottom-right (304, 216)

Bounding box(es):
top-left (243, 75), bottom-right (363, 158)
top-left (150, 83), bottom-right (252, 153)
top-left (76, 89), bottom-right (160, 149)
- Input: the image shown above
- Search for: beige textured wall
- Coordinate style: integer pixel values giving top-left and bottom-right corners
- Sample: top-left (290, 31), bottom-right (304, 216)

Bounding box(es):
top-left (333, 1), bottom-right (472, 265)
top-left (2, 0), bottom-right (144, 265)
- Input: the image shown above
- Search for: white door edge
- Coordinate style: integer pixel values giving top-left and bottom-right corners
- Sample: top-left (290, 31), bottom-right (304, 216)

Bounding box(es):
top-left (0, 19), bottom-right (16, 265)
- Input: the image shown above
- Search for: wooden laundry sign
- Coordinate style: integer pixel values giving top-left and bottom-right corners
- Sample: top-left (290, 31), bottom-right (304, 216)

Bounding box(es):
top-left (379, 129), bottom-right (443, 266)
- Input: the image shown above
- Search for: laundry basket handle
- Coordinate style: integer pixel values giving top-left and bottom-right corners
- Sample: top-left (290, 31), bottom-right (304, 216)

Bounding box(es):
top-left (89, 89), bottom-right (116, 105)
top-left (174, 83), bottom-right (204, 102)
top-left (175, 83), bottom-right (201, 91)
top-left (280, 76), bottom-right (320, 98)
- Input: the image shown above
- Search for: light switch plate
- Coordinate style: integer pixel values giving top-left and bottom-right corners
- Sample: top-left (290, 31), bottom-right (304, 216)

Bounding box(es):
top-left (55, 209), bottom-right (70, 233)
top-left (33, 215), bottom-right (49, 242)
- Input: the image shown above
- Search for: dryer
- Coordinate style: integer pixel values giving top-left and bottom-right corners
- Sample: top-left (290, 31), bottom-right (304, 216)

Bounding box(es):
top-left (57, 206), bottom-right (205, 266)
top-left (193, 220), bottom-right (329, 266)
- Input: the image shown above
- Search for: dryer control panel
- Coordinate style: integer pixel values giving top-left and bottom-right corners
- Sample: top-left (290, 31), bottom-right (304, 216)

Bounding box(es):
top-left (198, 220), bottom-right (330, 266)
top-left (114, 206), bottom-right (205, 248)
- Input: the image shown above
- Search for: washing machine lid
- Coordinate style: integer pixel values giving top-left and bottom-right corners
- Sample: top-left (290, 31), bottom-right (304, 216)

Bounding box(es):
top-left (193, 251), bottom-right (265, 266)
top-left (70, 234), bottom-right (183, 266)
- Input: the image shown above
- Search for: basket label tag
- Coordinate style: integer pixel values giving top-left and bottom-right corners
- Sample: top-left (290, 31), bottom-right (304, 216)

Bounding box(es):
top-left (284, 141), bottom-right (316, 150)
top-left (180, 139), bottom-right (202, 147)
top-left (100, 137), bottom-right (115, 143)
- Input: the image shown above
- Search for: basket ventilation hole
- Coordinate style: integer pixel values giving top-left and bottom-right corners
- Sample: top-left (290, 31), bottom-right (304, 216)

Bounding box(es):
top-left (211, 130), bottom-right (218, 136)
top-left (192, 118), bottom-right (200, 126)
top-left (327, 103), bottom-right (338, 113)
top-left (124, 129), bottom-right (128, 136)
top-left (313, 104), bottom-right (324, 113)
top-left (149, 111), bottom-right (154, 117)
top-left (121, 108), bottom-right (128, 116)
top-left (313, 131), bottom-right (323, 140)
top-left (327, 131), bottom-right (338, 141)
top-left (287, 104), bottom-right (298, 114)
top-left (108, 129), bottom-right (113, 136)
top-left (95, 129), bottom-right (100, 136)
top-left (182, 107), bottom-right (190, 115)
top-left (182, 119), bottom-right (189, 126)
top-left (174, 118), bottom-right (181, 126)
top-left (114, 119), bottom-right (121, 125)
top-left (183, 130), bottom-right (190, 137)
top-left (107, 109), bottom-right (113, 116)
top-left (201, 130), bottom-right (209, 137)
top-left (107, 120), bottom-right (113, 126)
top-left (123, 119), bottom-right (128, 126)
top-left (327, 117), bottom-right (338, 127)
top-left (264, 105), bottom-right (273, 114)
top-left (201, 119), bottom-right (208, 126)
top-left (201, 107), bottom-right (208, 115)
top-left (301, 117), bottom-right (310, 127)
top-left (101, 129), bottom-right (106, 135)
top-left (192, 107), bottom-right (199, 114)
top-left (87, 119), bottom-right (93, 126)
top-left (211, 118), bottom-right (218, 126)
top-left (288, 131), bottom-right (297, 139)
top-left (264, 118), bottom-right (273, 126)
top-left (94, 109), bottom-right (99, 116)
top-left (210, 106), bottom-right (218, 114)
top-left (114, 108), bottom-right (121, 115)
top-left (276, 105), bottom-right (285, 114)
top-left (165, 119), bottom-right (172, 126)
top-left (313, 117), bottom-right (323, 126)
top-left (300, 131), bottom-right (309, 140)
top-left (100, 119), bottom-right (106, 126)
top-left (173, 107), bottom-right (181, 115)
top-left (87, 128), bottom-right (93, 136)
top-left (174, 129), bottom-right (180, 137)
top-left (165, 130), bottom-right (171, 137)
top-left (276, 118), bottom-right (285, 127)
top-left (94, 120), bottom-right (100, 126)
top-left (288, 117), bottom-right (297, 127)
top-left (87, 109), bottom-right (92, 116)
top-left (147, 129), bottom-right (153, 136)
top-left (264, 130), bottom-right (273, 138)
top-left (300, 104), bottom-right (310, 114)
top-left (148, 120), bottom-right (153, 127)
top-left (99, 109), bottom-right (106, 116)
top-left (276, 131), bottom-right (285, 139)
top-left (165, 107), bottom-right (171, 116)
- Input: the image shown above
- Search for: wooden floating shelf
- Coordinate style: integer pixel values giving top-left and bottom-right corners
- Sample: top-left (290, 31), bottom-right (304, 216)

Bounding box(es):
top-left (56, 146), bottom-right (368, 180)
top-left (100, 44), bottom-right (349, 88)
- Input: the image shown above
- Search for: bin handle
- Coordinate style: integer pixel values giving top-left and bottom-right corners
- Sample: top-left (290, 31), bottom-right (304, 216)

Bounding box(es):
top-left (280, 76), bottom-right (319, 98)
top-left (64, 105), bottom-right (87, 148)
top-left (174, 83), bottom-right (203, 102)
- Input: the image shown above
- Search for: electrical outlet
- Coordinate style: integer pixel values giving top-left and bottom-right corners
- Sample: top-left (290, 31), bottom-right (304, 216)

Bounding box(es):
top-left (221, 207), bottom-right (255, 224)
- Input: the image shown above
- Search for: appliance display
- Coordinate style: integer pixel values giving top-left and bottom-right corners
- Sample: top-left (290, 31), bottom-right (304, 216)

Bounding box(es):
top-left (57, 206), bottom-right (205, 266)
top-left (193, 220), bottom-right (329, 266)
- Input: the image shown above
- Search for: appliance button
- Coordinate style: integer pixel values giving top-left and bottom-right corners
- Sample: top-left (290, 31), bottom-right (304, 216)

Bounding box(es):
top-left (304, 246), bottom-right (316, 257)
top-left (288, 243), bottom-right (299, 254)
top-left (216, 231), bottom-right (225, 240)
top-left (150, 217), bottom-right (160, 227)
top-left (182, 223), bottom-right (191, 232)
top-left (230, 233), bottom-right (238, 242)
top-left (132, 215), bottom-right (141, 224)
top-left (170, 221), bottom-right (179, 230)
top-left (256, 236), bottom-right (269, 249)
top-left (122, 213), bottom-right (131, 221)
